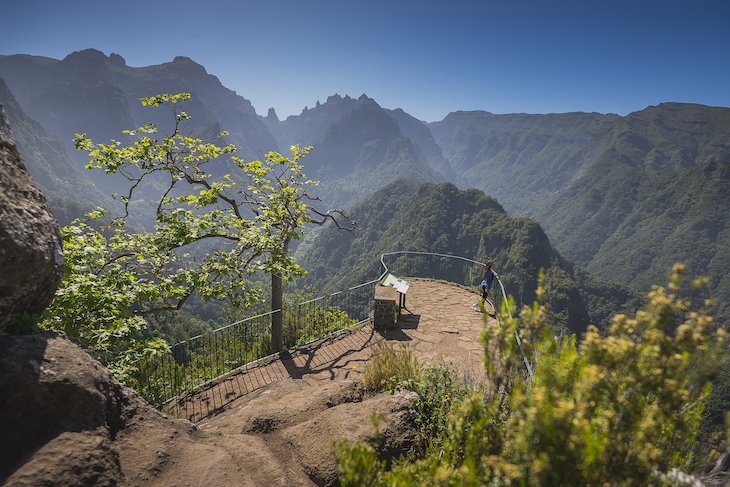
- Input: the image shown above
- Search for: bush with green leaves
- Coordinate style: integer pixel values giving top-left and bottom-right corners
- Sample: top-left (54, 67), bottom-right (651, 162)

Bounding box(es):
top-left (339, 264), bottom-right (727, 486)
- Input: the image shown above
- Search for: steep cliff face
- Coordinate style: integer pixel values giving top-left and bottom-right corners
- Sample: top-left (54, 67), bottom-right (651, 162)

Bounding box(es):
top-left (0, 104), bottom-right (63, 319)
top-left (0, 80), bottom-right (109, 224)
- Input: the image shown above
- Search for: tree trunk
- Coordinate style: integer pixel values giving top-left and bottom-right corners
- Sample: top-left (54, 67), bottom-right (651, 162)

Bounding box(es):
top-left (271, 270), bottom-right (283, 351)
top-left (271, 238), bottom-right (289, 352)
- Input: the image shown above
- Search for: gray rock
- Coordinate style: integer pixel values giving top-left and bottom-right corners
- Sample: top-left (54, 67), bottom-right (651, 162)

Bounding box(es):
top-left (0, 103), bottom-right (63, 320)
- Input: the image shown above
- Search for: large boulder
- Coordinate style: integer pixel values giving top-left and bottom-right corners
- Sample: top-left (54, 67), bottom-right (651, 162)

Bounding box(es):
top-left (0, 331), bottom-right (130, 485)
top-left (0, 332), bottom-right (289, 487)
top-left (0, 103), bottom-right (63, 320)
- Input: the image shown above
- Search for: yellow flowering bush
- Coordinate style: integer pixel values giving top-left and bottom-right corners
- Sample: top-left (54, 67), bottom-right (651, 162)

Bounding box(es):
top-left (339, 264), bottom-right (726, 486)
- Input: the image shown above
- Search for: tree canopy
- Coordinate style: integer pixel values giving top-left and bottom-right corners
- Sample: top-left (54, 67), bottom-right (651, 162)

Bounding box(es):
top-left (41, 92), bottom-right (351, 380)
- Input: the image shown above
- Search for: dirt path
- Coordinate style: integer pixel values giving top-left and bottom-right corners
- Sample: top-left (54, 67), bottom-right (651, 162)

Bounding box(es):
top-left (167, 279), bottom-right (493, 422)
top-left (2, 280), bottom-right (495, 487)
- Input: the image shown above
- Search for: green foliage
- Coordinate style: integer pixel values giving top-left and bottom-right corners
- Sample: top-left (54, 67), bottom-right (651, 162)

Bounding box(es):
top-left (298, 180), bottom-right (639, 332)
top-left (40, 93), bottom-right (322, 385)
top-left (338, 442), bottom-right (385, 487)
top-left (338, 264), bottom-right (727, 485)
top-left (363, 342), bottom-right (422, 392)
top-left (285, 306), bottom-right (357, 347)
top-left (407, 364), bottom-right (473, 455)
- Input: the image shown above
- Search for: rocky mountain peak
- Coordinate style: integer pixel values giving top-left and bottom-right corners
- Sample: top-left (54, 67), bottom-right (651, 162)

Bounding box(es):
top-left (59, 49), bottom-right (126, 70)
top-left (266, 107), bottom-right (279, 122)
top-left (108, 52), bottom-right (126, 67)
top-left (170, 56), bottom-right (208, 76)
top-left (62, 48), bottom-right (109, 64)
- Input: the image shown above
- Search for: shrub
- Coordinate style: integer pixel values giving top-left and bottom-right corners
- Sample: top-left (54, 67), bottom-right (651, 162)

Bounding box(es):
top-left (339, 264), bottom-right (727, 486)
top-left (363, 342), bottom-right (421, 392)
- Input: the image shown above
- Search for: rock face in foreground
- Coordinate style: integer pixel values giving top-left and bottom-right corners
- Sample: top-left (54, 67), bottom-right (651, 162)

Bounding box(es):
top-left (0, 331), bottom-right (130, 485)
top-left (209, 378), bottom-right (418, 486)
top-left (0, 103), bottom-right (63, 320)
top-left (0, 331), bottom-right (418, 486)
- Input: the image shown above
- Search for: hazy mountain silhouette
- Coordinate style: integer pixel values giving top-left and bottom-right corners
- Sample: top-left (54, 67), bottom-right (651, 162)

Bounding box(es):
top-left (265, 94), bottom-right (447, 208)
top-left (0, 49), bottom-right (277, 194)
top-left (0, 79), bottom-right (109, 224)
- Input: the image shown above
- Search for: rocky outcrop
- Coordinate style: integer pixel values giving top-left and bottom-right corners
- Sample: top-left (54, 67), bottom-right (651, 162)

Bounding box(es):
top-left (0, 331), bottom-right (129, 485)
top-left (0, 104), bottom-right (63, 320)
top-left (231, 379), bottom-right (366, 434)
top-left (0, 332), bottom-right (273, 487)
top-left (0, 330), bottom-right (419, 487)
top-left (284, 390), bottom-right (418, 486)
top-left (208, 378), bottom-right (418, 487)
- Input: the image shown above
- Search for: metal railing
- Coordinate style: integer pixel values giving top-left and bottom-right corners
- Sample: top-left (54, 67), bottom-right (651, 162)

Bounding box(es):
top-left (380, 251), bottom-right (490, 293)
top-left (135, 278), bottom-right (378, 406)
top-left (135, 250), bottom-right (533, 410)
top-left (380, 251), bottom-right (533, 380)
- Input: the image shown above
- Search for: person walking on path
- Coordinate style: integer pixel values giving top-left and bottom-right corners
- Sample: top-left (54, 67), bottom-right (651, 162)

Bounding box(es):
top-left (473, 260), bottom-right (495, 313)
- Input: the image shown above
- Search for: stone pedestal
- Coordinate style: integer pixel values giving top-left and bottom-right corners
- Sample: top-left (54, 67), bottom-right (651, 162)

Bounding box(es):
top-left (373, 285), bottom-right (398, 331)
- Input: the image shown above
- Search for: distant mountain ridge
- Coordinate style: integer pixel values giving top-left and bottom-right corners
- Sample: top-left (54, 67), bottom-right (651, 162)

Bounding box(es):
top-left (264, 93), bottom-right (449, 208)
top-left (2, 49), bottom-right (728, 315)
top-left (0, 49), bottom-right (277, 195)
top-left (430, 110), bottom-right (620, 214)
top-left (433, 103), bottom-right (730, 317)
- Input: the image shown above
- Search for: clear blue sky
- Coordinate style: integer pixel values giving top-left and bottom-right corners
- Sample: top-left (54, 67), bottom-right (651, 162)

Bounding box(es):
top-left (2, 0), bottom-right (729, 121)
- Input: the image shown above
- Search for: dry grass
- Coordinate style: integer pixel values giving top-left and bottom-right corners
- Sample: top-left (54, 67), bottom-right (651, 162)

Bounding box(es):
top-left (363, 342), bottom-right (422, 392)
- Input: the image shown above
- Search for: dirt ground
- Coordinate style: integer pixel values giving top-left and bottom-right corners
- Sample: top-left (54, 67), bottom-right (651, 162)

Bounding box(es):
top-left (2, 280), bottom-right (493, 487)
top-left (170, 279), bottom-right (494, 422)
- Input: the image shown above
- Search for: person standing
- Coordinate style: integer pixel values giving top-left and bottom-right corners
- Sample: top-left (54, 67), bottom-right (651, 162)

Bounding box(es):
top-left (474, 260), bottom-right (495, 312)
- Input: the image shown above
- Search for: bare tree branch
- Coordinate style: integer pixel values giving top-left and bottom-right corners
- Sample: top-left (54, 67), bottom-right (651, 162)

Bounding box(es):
top-left (308, 207), bottom-right (356, 232)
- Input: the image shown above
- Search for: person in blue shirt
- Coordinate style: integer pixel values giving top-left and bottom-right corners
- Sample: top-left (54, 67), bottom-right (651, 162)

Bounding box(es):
top-left (474, 260), bottom-right (495, 312)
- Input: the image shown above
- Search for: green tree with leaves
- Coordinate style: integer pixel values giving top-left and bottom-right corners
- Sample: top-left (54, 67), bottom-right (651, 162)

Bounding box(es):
top-left (41, 92), bottom-right (351, 381)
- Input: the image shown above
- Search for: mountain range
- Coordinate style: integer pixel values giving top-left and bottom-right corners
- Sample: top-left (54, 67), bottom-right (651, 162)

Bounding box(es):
top-left (1, 48), bottom-right (728, 320)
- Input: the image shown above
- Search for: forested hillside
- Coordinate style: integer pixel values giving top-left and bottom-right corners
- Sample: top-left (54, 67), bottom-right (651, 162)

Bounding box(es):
top-left (432, 103), bottom-right (730, 319)
top-left (0, 79), bottom-right (109, 224)
top-left (430, 110), bottom-right (619, 215)
top-left (296, 180), bottom-right (639, 332)
top-left (535, 104), bottom-right (730, 319)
